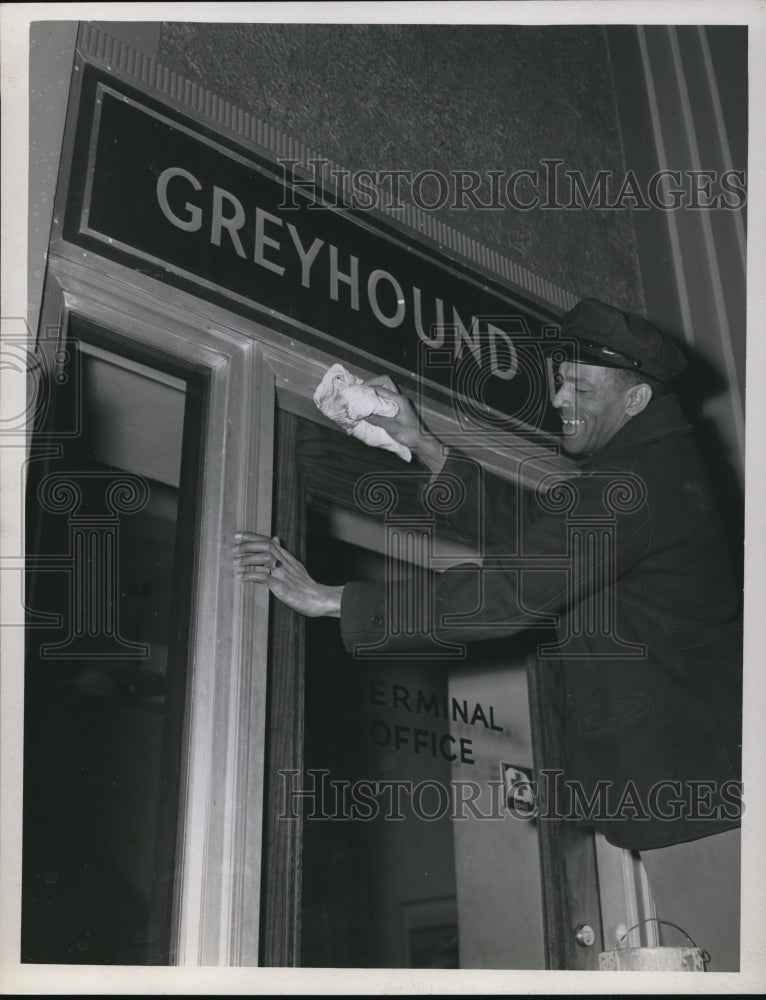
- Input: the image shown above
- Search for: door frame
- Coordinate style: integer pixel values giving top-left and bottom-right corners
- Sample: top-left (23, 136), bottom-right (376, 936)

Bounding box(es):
top-left (34, 248), bottom-right (277, 965)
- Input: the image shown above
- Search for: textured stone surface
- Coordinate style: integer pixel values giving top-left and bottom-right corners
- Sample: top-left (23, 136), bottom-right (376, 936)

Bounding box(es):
top-left (158, 23), bottom-right (644, 311)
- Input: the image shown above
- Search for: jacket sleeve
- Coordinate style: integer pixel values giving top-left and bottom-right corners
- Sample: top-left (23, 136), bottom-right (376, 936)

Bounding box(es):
top-left (429, 451), bottom-right (525, 550)
top-left (340, 464), bottom-right (652, 655)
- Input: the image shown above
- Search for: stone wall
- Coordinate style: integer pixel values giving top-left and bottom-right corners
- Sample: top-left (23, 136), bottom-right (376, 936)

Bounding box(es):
top-left (158, 23), bottom-right (645, 312)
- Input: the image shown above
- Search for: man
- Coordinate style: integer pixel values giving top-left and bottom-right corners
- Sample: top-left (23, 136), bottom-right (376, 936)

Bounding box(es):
top-left (235, 298), bottom-right (743, 968)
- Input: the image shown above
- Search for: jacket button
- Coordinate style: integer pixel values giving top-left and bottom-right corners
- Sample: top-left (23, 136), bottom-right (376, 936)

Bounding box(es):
top-left (371, 615), bottom-right (383, 626)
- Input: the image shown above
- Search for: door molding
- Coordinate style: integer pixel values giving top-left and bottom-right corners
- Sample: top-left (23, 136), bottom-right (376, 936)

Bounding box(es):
top-left (35, 255), bottom-right (276, 966)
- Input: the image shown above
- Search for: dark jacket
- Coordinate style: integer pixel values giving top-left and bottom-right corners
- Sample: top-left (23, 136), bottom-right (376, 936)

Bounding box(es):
top-left (340, 395), bottom-right (743, 849)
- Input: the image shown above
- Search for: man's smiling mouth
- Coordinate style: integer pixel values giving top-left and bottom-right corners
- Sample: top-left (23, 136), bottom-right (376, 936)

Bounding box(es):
top-left (561, 418), bottom-right (584, 431)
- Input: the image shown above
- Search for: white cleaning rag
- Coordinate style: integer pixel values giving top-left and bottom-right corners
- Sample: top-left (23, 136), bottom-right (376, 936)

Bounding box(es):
top-left (313, 364), bottom-right (412, 462)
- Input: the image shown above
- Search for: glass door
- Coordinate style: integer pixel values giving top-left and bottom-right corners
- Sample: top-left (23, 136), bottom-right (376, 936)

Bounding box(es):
top-left (261, 406), bottom-right (547, 968)
top-left (301, 501), bottom-right (459, 968)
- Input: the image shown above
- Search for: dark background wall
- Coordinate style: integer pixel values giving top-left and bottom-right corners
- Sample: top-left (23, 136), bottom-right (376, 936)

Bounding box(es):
top-left (156, 23), bottom-right (645, 311)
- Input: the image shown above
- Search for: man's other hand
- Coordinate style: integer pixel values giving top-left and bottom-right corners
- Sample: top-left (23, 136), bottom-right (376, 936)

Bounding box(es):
top-left (234, 532), bottom-right (343, 617)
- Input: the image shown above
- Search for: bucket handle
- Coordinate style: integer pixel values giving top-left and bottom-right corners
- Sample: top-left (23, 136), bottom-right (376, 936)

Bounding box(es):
top-left (617, 918), bottom-right (710, 966)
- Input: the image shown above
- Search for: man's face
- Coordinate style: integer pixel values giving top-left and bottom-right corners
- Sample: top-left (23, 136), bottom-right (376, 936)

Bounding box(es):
top-left (552, 361), bottom-right (635, 455)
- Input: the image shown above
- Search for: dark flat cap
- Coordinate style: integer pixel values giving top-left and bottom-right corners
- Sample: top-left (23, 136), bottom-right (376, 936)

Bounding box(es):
top-left (558, 298), bottom-right (687, 383)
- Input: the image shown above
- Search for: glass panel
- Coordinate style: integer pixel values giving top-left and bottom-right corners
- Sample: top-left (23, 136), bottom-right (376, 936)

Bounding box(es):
top-left (21, 323), bottom-right (204, 965)
top-left (302, 507), bottom-right (458, 968)
top-left (290, 414), bottom-right (545, 968)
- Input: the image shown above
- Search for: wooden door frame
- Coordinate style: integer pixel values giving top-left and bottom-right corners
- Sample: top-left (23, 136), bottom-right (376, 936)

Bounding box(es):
top-left (527, 659), bottom-right (605, 970)
top-left (33, 249), bottom-right (277, 966)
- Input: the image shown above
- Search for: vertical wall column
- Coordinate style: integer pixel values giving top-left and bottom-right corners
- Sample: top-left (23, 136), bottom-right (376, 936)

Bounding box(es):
top-left (607, 25), bottom-right (747, 492)
top-left (603, 25), bottom-right (747, 963)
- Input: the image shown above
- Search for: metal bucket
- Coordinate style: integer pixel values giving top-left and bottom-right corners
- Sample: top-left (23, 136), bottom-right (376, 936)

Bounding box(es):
top-left (599, 945), bottom-right (706, 971)
top-left (599, 918), bottom-right (709, 971)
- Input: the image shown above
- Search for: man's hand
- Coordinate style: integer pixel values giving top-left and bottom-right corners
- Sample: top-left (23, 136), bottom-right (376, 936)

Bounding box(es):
top-left (234, 532), bottom-right (343, 617)
top-left (364, 376), bottom-right (447, 473)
